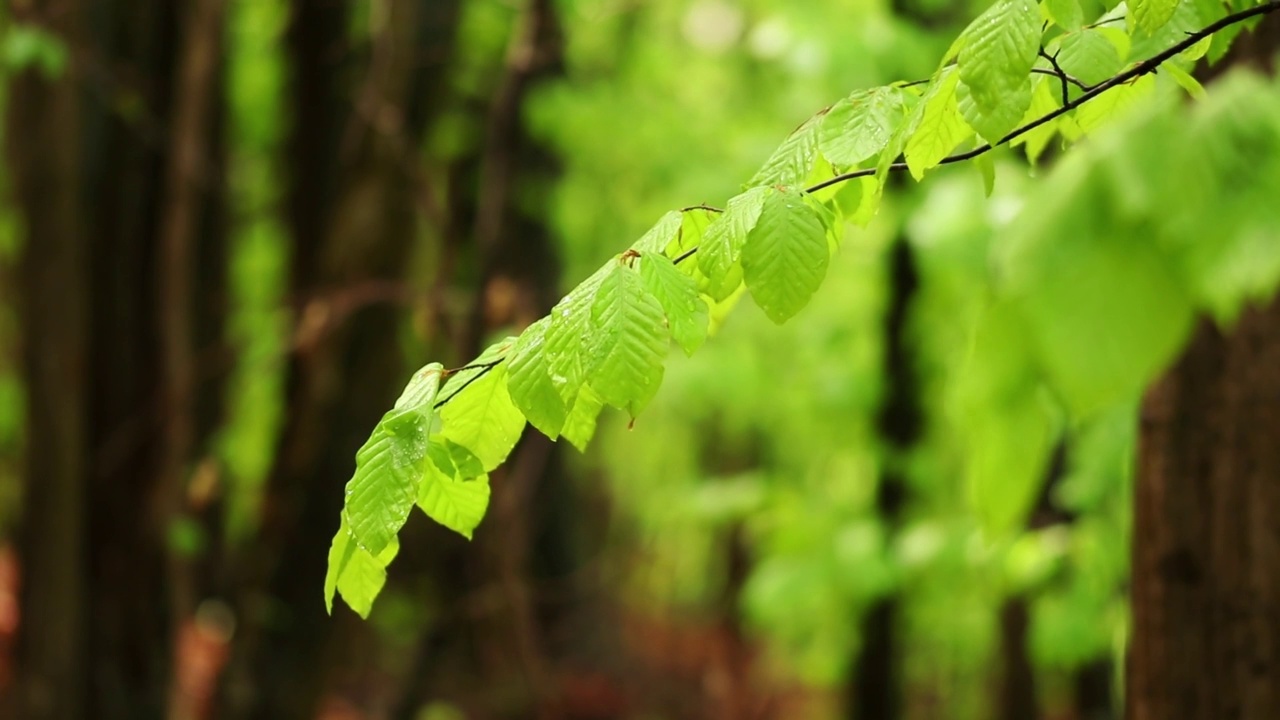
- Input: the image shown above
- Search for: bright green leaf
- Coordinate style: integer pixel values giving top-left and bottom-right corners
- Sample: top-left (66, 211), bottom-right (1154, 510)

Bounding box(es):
top-left (631, 210), bottom-right (683, 254)
top-left (742, 189), bottom-right (830, 324)
top-left (904, 68), bottom-right (971, 179)
top-left (562, 386), bottom-right (605, 452)
top-left (506, 318), bottom-right (569, 438)
top-left (958, 0), bottom-right (1042, 134)
top-left (441, 361), bottom-right (526, 472)
top-left (749, 114), bottom-right (821, 189)
top-left (640, 253), bottom-right (710, 356)
top-left (343, 363), bottom-right (442, 556)
top-left (324, 514), bottom-right (399, 618)
top-left (819, 87), bottom-right (907, 166)
top-left (584, 263), bottom-right (670, 416)
top-left (1056, 29), bottom-right (1123, 87)
top-left (417, 441), bottom-right (491, 538)
top-left (698, 186), bottom-right (770, 301)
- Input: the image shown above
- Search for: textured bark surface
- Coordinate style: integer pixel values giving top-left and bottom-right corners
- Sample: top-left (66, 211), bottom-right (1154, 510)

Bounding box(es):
top-left (1130, 298), bottom-right (1280, 720)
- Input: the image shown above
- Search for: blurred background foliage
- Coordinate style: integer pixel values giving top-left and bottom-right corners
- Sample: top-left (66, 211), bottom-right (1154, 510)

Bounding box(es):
top-left (3, 0), bottom-right (1272, 717)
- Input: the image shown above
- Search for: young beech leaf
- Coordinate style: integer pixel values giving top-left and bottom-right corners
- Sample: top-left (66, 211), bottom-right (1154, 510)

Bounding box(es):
top-left (324, 514), bottom-right (399, 618)
top-left (1011, 75), bottom-right (1061, 164)
top-left (958, 0), bottom-right (1041, 138)
top-left (641, 253), bottom-right (709, 356)
top-left (584, 262), bottom-right (669, 417)
top-left (1131, 0), bottom-right (1180, 35)
top-left (441, 361), bottom-right (526, 472)
top-left (698, 187), bottom-right (769, 302)
top-left (544, 262), bottom-right (611, 404)
top-left (342, 363), bottom-right (442, 556)
top-left (959, 74), bottom-right (1032, 144)
top-left (631, 210), bottom-right (682, 254)
top-left (1044, 0), bottom-right (1084, 31)
top-left (819, 87), bottom-right (906, 167)
top-left (741, 189), bottom-right (830, 324)
top-left (506, 318), bottom-right (568, 438)
top-left (417, 440), bottom-right (490, 539)
top-left (904, 67), bottom-right (971, 179)
top-left (562, 385), bottom-right (605, 452)
top-left (749, 114), bottom-right (821, 189)
top-left (1055, 29), bottom-right (1123, 87)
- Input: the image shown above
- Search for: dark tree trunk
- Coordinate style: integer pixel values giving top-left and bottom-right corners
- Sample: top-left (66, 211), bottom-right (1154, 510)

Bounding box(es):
top-left (1127, 16), bottom-right (1280, 720)
top-left (7, 3), bottom-right (88, 717)
top-left (850, 237), bottom-right (918, 720)
top-left (9, 0), bottom-right (229, 717)
top-left (216, 1), bottom-right (458, 717)
top-left (1129, 298), bottom-right (1280, 719)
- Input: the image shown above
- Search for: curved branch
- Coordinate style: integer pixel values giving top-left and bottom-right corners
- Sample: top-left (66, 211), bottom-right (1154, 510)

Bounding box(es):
top-left (807, 0), bottom-right (1280, 194)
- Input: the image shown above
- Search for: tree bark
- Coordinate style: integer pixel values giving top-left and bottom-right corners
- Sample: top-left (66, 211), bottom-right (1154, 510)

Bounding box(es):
top-left (1129, 299), bottom-right (1280, 720)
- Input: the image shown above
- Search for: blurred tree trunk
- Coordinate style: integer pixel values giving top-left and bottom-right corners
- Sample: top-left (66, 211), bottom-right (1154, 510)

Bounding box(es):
top-left (9, 1), bottom-right (229, 718)
top-left (216, 1), bottom-right (460, 717)
top-left (850, 237), bottom-right (917, 720)
top-left (1128, 18), bottom-right (1280, 720)
top-left (1129, 298), bottom-right (1280, 719)
top-left (7, 3), bottom-right (88, 717)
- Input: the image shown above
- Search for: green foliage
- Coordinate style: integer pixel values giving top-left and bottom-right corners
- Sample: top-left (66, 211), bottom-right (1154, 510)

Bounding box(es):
top-left (325, 0), bottom-right (1280, 622)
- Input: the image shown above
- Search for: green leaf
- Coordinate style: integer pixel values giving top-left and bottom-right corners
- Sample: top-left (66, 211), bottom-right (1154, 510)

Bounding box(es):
top-left (324, 514), bottom-right (399, 618)
top-left (698, 187), bottom-right (769, 302)
top-left (640, 253), bottom-right (709, 356)
top-left (1044, 0), bottom-right (1084, 30)
top-left (818, 87), bottom-right (907, 166)
top-left (904, 68), bottom-right (971, 180)
top-left (1131, 0), bottom-right (1180, 34)
top-left (742, 189), bottom-right (830, 324)
top-left (1073, 75), bottom-right (1155, 134)
top-left (436, 338), bottom-right (514, 406)
top-left (441, 361), bottom-right (526, 472)
top-left (1162, 62), bottom-right (1205, 100)
top-left (506, 318), bottom-right (569, 438)
top-left (562, 385), bottom-right (605, 452)
top-left (343, 363), bottom-right (442, 556)
top-left (631, 210), bottom-right (682, 254)
top-left (417, 440), bottom-right (491, 538)
top-left (749, 114), bottom-right (821, 188)
top-left (544, 263), bottom-right (611, 403)
top-left (1056, 29), bottom-right (1122, 87)
top-left (584, 262), bottom-right (670, 416)
top-left (959, 75), bottom-right (1032, 144)
top-left (958, 0), bottom-right (1042, 107)
top-left (974, 150), bottom-right (996, 196)
top-left (968, 391), bottom-right (1056, 536)
top-left (1012, 75), bottom-right (1061, 164)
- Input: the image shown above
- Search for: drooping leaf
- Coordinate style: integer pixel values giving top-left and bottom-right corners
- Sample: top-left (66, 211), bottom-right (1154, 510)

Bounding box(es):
top-left (342, 363), bottom-right (442, 556)
top-left (749, 114), bottom-right (821, 188)
top-left (506, 318), bottom-right (569, 438)
top-left (959, 74), bottom-right (1033, 144)
top-left (584, 262), bottom-right (670, 417)
top-left (698, 186), bottom-right (770, 301)
top-left (957, 0), bottom-right (1042, 141)
top-left (544, 263), bottom-right (611, 403)
top-left (324, 514), bottom-right (400, 618)
top-left (819, 87), bottom-right (907, 166)
top-left (904, 67), bottom-right (971, 179)
top-left (1073, 75), bottom-right (1155, 134)
top-left (640, 252), bottom-right (710, 356)
top-left (1011, 75), bottom-right (1061, 164)
top-left (741, 189), bottom-right (830, 324)
top-left (562, 385), bottom-right (605, 452)
top-left (441, 361), bottom-right (526, 471)
top-left (417, 440), bottom-right (491, 539)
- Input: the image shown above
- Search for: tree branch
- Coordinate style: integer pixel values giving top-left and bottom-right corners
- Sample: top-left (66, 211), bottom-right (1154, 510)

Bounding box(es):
top-left (434, 0), bottom-right (1280, 409)
top-left (807, 0), bottom-right (1280, 194)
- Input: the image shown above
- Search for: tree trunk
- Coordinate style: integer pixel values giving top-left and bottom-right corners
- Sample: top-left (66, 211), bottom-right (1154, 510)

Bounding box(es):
top-left (1129, 298), bottom-right (1280, 719)
top-left (1128, 16), bottom-right (1280, 720)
